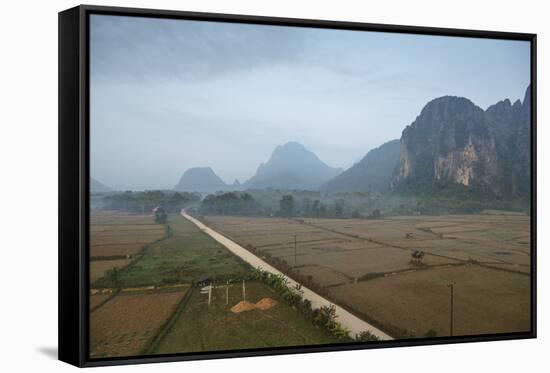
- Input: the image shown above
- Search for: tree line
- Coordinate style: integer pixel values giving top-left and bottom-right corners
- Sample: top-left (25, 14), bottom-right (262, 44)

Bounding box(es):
top-left (198, 192), bottom-right (381, 219)
top-left (96, 190), bottom-right (201, 214)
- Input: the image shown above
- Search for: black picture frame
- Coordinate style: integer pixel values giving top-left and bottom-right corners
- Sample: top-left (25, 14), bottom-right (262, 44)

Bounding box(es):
top-left (58, 4), bottom-right (537, 368)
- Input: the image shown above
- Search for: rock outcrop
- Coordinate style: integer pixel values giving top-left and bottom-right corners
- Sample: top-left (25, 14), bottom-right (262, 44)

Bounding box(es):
top-left (393, 86), bottom-right (531, 198)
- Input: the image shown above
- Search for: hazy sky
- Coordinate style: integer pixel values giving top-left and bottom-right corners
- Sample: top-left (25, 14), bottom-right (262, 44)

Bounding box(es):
top-left (90, 14), bottom-right (530, 190)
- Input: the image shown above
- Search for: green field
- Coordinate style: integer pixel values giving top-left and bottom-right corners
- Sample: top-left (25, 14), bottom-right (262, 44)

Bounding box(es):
top-left (93, 215), bottom-right (250, 288)
top-left (151, 281), bottom-right (337, 354)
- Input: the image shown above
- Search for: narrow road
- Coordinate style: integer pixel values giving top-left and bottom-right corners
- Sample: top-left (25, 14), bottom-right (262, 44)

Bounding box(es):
top-left (182, 211), bottom-right (393, 341)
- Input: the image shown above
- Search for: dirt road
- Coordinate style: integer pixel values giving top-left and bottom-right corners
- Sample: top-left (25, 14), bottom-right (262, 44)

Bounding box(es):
top-left (182, 211), bottom-right (393, 341)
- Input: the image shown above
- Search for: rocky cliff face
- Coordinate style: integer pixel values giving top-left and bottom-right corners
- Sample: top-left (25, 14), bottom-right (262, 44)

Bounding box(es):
top-left (394, 86), bottom-right (531, 198)
top-left (486, 86), bottom-right (531, 197)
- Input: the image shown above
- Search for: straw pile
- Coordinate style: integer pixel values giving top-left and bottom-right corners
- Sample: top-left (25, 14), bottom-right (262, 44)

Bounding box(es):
top-left (255, 298), bottom-right (278, 310)
top-left (230, 301), bottom-right (257, 313)
top-left (230, 298), bottom-right (278, 313)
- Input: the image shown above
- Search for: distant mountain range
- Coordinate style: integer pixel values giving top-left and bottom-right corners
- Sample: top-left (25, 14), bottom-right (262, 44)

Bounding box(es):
top-left (174, 167), bottom-right (228, 193)
top-left (173, 86), bottom-right (530, 198)
top-left (175, 142), bottom-right (342, 193)
top-left (243, 142), bottom-right (342, 190)
top-left (320, 139), bottom-right (400, 194)
top-left (91, 177), bottom-right (113, 193)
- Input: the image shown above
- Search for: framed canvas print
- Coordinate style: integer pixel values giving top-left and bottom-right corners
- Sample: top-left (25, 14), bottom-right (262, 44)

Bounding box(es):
top-left (58, 5), bottom-right (537, 367)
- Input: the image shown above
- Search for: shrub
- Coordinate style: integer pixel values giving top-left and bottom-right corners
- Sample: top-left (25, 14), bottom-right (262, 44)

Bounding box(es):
top-left (355, 330), bottom-right (380, 342)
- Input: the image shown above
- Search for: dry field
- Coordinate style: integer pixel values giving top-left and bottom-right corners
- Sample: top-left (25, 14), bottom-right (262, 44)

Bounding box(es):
top-left (90, 288), bottom-right (188, 358)
top-left (305, 215), bottom-right (531, 274)
top-left (90, 293), bottom-right (113, 310)
top-left (332, 266), bottom-right (530, 336)
top-left (90, 211), bottom-right (165, 258)
top-left (90, 211), bottom-right (166, 283)
top-left (205, 214), bottom-right (531, 337)
top-left (90, 259), bottom-right (132, 282)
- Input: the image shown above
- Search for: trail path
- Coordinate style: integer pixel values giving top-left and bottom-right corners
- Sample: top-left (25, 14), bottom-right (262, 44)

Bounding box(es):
top-left (182, 211), bottom-right (393, 341)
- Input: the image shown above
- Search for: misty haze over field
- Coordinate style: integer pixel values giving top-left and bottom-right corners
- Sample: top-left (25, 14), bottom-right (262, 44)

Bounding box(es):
top-left (90, 15), bottom-right (530, 190)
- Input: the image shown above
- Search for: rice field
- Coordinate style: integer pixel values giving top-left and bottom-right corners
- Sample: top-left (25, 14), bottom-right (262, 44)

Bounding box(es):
top-left (332, 266), bottom-right (530, 337)
top-left (90, 211), bottom-right (166, 259)
top-left (90, 259), bottom-right (132, 282)
top-left (90, 288), bottom-right (188, 358)
top-left (89, 211), bottom-right (167, 285)
top-left (204, 214), bottom-right (531, 338)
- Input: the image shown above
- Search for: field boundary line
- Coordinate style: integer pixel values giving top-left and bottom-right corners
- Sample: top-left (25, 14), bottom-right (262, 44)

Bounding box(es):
top-left (90, 222), bottom-right (172, 288)
top-left (183, 212), bottom-right (393, 341)
top-left (141, 286), bottom-right (196, 355)
top-left (303, 219), bottom-right (530, 277)
top-left (90, 290), bottom-right (119, 313)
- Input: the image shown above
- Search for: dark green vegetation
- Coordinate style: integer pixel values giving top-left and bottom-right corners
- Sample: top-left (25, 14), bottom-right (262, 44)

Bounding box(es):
top-left (151, 282), bottom-right (340, 354)
top-left (153, 207), bottom-right (167, 224)
top-left (93, 215), bottom-right (249, 289)
top-left (196, 190), bottom-right (381, 218)
top-left (199, 192), bottom-right (260, 216)
top-left (91, 190), bottom-right (201, 213)
top-left (194, 188), bottom-right (529, 220)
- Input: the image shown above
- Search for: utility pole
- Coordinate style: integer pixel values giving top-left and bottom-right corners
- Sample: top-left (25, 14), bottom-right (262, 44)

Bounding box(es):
top-left (208, 283), bottom-right (212, 307)
top-left (242, 279), bottom-right (246, 301)
top-left (294, 235), bottom-right (297, 265)
top-left (226, 280), bottom-right (229, 305)
top-left (447, 283), bottom-right (455, 336)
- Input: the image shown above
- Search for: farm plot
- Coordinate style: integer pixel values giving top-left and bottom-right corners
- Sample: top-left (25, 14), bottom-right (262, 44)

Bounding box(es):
top-left (90, 211), bottom-right (167, 286)
top-left (304, 215), bottom-right (531, 274)
top-left (152, 281), bottom-right (339, 354)
top-left (90, 293), bottom-right (113, 311)
top-left (92, 215), bottom-right (250, 289)
top-left (205, 216), bottom-right (459, 283)
top-left (90, 288), bottom-right (188, 358)
top-left (331, 266), bottom-right (530, 337)
top-left (205, 214), bottom-right (531, 337)
top-left (90, 211), bottom-right (165, 259)
top-left (90, 259), bottom-right (132, 282)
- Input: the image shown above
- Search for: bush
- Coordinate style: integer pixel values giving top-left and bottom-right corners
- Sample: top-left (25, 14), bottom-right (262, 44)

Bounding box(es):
top-left (252, 268), bottom-right (351, 340)
top-left (355, 330), bottom-right (380, 342)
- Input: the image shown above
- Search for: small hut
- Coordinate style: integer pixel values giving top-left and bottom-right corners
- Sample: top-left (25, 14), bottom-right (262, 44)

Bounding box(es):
top-left (152, 206), bottom-right (167, 224)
